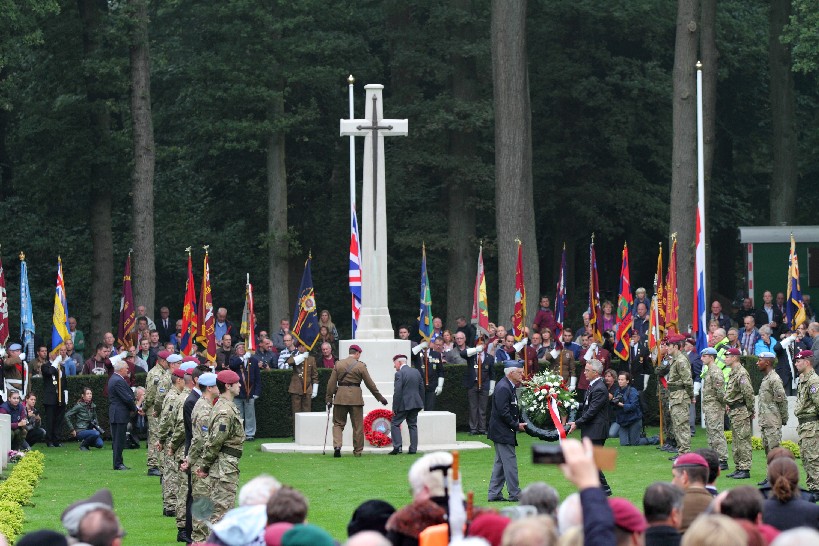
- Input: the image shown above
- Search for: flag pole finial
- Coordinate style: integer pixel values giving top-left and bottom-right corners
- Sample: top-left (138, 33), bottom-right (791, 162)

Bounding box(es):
top-left (203, 245), bottom-right (209, 254)
top-left (591, 233), bottom-right (595, 244)
top-left (348, 74), bottom-right (355, 84)
top-left (246, 273), bottom-right (250, 284)
top-left (670, 232), bottom-right (677, 240)
top-left (696, 60), bottom-right (703, 70)
top-left (19, 251), bottom-right (24, 261)
top-left (185, 246), bottom-right (191, 254)
top-left (515, 238), bottom-right (522, 245)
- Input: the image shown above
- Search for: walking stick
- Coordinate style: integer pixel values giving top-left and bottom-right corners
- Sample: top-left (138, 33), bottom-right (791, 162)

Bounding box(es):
top-left (322, 401), bottom-right (332, 455)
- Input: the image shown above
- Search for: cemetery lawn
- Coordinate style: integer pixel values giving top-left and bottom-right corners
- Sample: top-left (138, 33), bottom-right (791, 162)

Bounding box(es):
top-left (20, 428), bottom-right (775, 545)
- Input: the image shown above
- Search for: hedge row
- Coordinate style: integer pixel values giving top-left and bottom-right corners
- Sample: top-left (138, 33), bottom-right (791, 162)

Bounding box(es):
top-left (0, 450), bottom-right (45, 543)
top-left (25, 356), bottom-right (766, 438)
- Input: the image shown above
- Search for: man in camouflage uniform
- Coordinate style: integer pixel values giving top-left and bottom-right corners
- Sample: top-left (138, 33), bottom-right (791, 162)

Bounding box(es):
top-left (723, 347), bottom-right (755, 479)
top-left (700, 347), bottom-right (729, 470)
top-left (794, 349), bottom-right (819, 495)
top-left (756, 351), bottom-right (788, 486)
top-left (168, 364), bottom-right (198, 543)
top-left (144, 349), bottom-right (171, 477)
top-left (182, 372), bottom-right (218, 543)
top-left (326, 345), bottom-right (388, 457)
top-left (664, 335), bottom-right (694, 459)
top-left (156, 362), bottom-right (186, 516)
top-left (655, 344), bottom-right (677, 453)
top-left (195, 369), bottom-right (244, 525)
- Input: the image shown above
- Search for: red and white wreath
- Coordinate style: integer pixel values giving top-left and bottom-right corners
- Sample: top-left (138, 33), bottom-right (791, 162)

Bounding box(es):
top-left (363, 409), bottom-right (393, 447)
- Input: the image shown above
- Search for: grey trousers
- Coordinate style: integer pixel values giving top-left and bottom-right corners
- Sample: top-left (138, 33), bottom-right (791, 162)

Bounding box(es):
top-left (234, 397), bottom-right (256, 437)
top-left (468, 387), bottom-right (488, 433)
top-left (391, 408), bottom-right (420, 451)
top-left (488, 442), bottom-right (519, 500)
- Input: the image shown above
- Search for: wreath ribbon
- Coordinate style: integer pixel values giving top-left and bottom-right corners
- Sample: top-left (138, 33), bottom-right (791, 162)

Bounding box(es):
top-left (547, 392), bottom-right (566, 442)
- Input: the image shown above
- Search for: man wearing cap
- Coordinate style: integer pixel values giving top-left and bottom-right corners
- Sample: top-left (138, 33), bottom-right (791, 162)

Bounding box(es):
top-left (756, 352), bottom-right (788, 469)
top-left (412, 335), bottom-right (445, 411)
top-left (326, 345), bottom-right (388, 457)
top-left (183, 371), bottom-right (218, 543)
top-left (229, 342), bottom-right (261, 441)
top-left (665, 335), bottom-right (694, 459)
top-left (487, 361), bottom-right (526, 502)
top-left (794, 349), bottom-right (819, 495)
top-left (448, 331), bottom-right (494, 435)
top-left (389, 355), bottom-right (424, 455)
top-left (196, 369), bottom-right (245, 525)
top-left (286, 340), bottom-right (319, 420)
top-left (144, 349), bottom-right (171, 476)
top-left (723, 347), bottom-right (754, 479)
top-left (157, 360), bottom-right (186, 515)
top-left (108, 358), bottom-right (139, 471)
top-left (670, 453), bottom-right (712, 532)
top-left (169, 365), bottom-right (201, 542)
top-left (700, 347), bottom-right (729, 470)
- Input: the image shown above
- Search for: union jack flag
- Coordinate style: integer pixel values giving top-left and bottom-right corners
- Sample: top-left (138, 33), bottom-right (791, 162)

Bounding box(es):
top-left (349, 205), bottom-right (362, 338)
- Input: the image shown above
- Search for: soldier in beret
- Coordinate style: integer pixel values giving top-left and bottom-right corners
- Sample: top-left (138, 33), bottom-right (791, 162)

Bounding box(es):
top-left (756, 351), bottom-right (788, 486)
top-left (723, 347), bottom-right (754, 479)
top-left (664, 334), bottom-right (694, 459)
top-left (795, 350), bottom-right (819, 496)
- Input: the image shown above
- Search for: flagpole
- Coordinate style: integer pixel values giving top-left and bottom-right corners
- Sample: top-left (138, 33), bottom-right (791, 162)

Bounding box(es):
top-left (348, 74), bottom-right (356, 211)
top-left (696, 61), bottom-right (706, 311)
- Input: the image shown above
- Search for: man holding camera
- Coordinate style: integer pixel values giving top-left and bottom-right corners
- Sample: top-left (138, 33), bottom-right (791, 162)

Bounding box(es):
top-left (64, 387), bottom-right (105, 450)
top-left (487, 361), bottom-right (525, 502)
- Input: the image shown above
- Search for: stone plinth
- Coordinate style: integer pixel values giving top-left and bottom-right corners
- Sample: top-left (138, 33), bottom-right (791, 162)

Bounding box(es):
top-left (0, 414), bottom-right (10, 469)
top-left (294, 410), bottom-right (456, 446)
top-left (752, 395), bottom-right (798, 443)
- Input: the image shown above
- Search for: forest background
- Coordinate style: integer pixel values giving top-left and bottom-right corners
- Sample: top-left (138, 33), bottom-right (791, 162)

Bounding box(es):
top-left (1, 0), bottom-right (817, 347)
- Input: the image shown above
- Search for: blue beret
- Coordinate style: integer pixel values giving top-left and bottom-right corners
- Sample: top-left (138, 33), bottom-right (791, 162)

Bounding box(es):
top-left (8, 343), bottom-right (22, 351)
top-left (198, 372), bottom-right (217, 387)
top-left (503, 360), bottom-right (524, 369)
top-left (758, 351), bottom-right (776, 359)
top-left (700, 347), bottom-right (717, 356)
top-left (179, 362), bottom-right (197, 372)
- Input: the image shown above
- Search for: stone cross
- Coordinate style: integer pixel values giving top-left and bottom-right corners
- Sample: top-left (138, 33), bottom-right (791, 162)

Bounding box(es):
top-left (340, 84), bottom-right (408, 339)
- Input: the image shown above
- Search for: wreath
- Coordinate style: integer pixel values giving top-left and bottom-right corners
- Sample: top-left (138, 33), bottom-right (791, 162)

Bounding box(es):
top-left (364, 409), bottom-right (394, 447)
top-left (519, 369), bottom-right (579, 442)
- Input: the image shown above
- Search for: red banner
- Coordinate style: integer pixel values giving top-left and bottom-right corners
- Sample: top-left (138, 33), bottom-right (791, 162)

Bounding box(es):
top-left (197, 249), bottom-right (216, 362)
top-left (117, 254), bottom-right (136, 350)
top-left (180, 253), bottom-right (198, 356)
top-left (512, 242), bottom-right (526, 341)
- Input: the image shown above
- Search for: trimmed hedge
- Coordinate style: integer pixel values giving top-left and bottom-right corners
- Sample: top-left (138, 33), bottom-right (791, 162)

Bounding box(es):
top-left (25, 356), bottom-right (766, 437)
top-left (0, 450), bottom-right (45, 543)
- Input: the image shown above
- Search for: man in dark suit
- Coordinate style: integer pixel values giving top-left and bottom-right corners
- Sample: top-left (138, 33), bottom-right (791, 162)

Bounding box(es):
top-left (487, 361), bottom-right (525, 502)
top-left (155, 306), bottom-right (174, 343)
top-left (448, 332), bottom-right (494, 435)
top-left (568, 358), bottom-right (612, 495)
top-left (108, 360), bottom-right (139, 470)
top-left (629, 332), bottom-right (653, 414)
top-left (389, 355), bottom-right (424, 455)
top-left (41, 347), bottom-right (67, 447)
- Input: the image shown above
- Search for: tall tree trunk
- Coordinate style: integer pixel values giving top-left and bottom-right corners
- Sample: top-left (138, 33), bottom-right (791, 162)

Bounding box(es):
top-left (491, 0), bottom-right (539, 327)
top-left (446, 0), bottom-right (478, 330)
top-left (700, 0), bottom-right (717, 297)
top-left (669, 0), bottom-right (699, 330)
top-left (267, 94), bottom-right (289, 328)
top-left (0, 68), bottom-right (10, 199)
top-left (768, 0), bottom-right (797, 226)
top-left (129, 0), bottom-right (156, 317)
top-left (78, 0), bottom-right (115, 347)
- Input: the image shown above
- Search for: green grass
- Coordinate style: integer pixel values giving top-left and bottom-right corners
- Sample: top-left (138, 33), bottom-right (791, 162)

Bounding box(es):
top-left (19, 428), bottom-right (779, 545)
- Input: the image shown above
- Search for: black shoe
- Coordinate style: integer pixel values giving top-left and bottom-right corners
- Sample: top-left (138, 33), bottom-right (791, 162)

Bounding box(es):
top-left (730, 470), bottom-right (750, 479)
top-left (487, 497), bottom-right (507, 502)
top-left (758, 478), bottom-right (769, 486)
top-left (245, 436), bottom-right (255, 442)
top-left (602, 486), bottom-right (613, 496)
top-left (668, 455), bottom-right (679, 461)
top-left (79, 445), bottom-right (90, 451)
top-left (176, 529), bottom-right (192, 543)
top-left (114, 464), bottom-right (131, 471)
top-left (407, 450), bottom-right (417, 455)
top-left (719, 461), bottom-right (729, 471)
top-left (147, 468), bottom-right (161, 477)
top-left (388, 448), bottom-right (402, 455)
top-left (508, 497), bottom-right (519, 502)
top-left (164, 508), bottom-right (175, 517)
top-left (333, 448), bottom-right (341, 458)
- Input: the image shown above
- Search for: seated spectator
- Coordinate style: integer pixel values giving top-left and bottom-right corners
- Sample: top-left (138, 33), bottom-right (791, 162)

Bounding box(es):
top-left (208, 504), bottom-right (267, 546)
top-left (22, 392), bottom-right (46, 447)
top-left (642, 482), bottom-right (683, 546)
top-left (347, 500), bottom-right (396, 538)
top-left (500, 515), bottom-right (557, 546)
top-left (670, 453), bottom-right (712, 532)
top-left (720, 486), bottom-right (780, 543)
top-left (240, 474), bottom-right (282, 506)
top-left (64, 387), bottom-right (104, 450)
top-left (518, 482), bottom-right (560, 517)
top-left (0, 389), bottom-right (29, 449)
top-left (726, 328), bottom-right (741, 350)
top-left (694, 448), bottom-right (721, 497)
top-left (76, 507), bottom-right (125, 546)
top-left (761, 457), bottom-right (819, 531)
top-left (681, 515), bottom-right (746, 546)
top-left (385, 452), bottom-right (451, 546)
top-left (267, 486), bottom-right (308, 525)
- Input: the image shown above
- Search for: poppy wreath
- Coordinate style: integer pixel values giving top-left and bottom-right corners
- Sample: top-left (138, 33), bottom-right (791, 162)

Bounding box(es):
top-left (364, 408), bottom-right (394, 447)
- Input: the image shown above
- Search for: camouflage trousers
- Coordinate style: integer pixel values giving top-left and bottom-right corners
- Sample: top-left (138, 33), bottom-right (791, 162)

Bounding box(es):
top-left (729, 408), bottom-right (752, 471)
top-left (173, 447), bottom-right (188, 530)
top-left (660, 387), bottom-right (676, 445)
top-left (162, 448), bottom-right (180, 512)
top-left (798, 424), bottom-right (819, 491)
top-left (703, 403), bottom-right (729, 462)
top-left (190, 474), bottom-right (211, 543)
top-left (670, 401), bottom-right (691, 454)
top-left (210, 466), bottom-right (238, 525)
top-left (760, 424), bottom-right (782, 455)
top-left (146, 414), bottom-right (159, 469)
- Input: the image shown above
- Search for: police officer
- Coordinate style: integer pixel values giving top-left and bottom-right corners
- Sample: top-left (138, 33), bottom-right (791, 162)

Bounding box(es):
top-left (756, 351), bottom-right (788, 486)
top-left (195, 369), bottom-right (245, 525)
top-left (664, 335), bottom-right (694, 459)
top-left (412, 336), bottom-right (445, 411)
top-left (700, 347), bottom-right (729, 470)
top-left (182, 372), bottom-right (218, 543)
top-left (723, 347), bottom-right (754, 479)
top-left (794, 349), bottom-right (819, 495)
top-left (156, 361), bottom-right (186, 516)
top-left (144, 349), bottom-right (171, 476)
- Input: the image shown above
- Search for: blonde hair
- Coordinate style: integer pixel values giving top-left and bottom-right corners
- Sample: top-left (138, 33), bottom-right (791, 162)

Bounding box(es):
top-left (556, 526), bottom-right (582, 546)
top-left (501, 515), bottom-right (557, 546)
top-left (681, 515), bottom-right (746, 546)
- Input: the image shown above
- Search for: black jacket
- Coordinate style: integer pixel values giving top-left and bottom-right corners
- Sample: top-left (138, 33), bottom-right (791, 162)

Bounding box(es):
top-left (762, 497), bottom-right (819, 531)
top-left (182, 390), bottom-right (201, 454)
top-left (575, 377), bottom-right (610, 440)
top-left (107, 373), bottom-right (137, 424)
top-left (645, 525), bottom-right (681, 546)
top-left (41, 362), bottom-right (65, 406)
top-left (488, 376), bottom-right (521, 445)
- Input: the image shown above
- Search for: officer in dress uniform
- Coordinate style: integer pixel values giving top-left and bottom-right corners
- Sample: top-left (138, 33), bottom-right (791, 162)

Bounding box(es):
top-left (412, 336), bottom-right (445, 411)
top-left (794, 350), bottom-right (819, 496)
top-left (287, 341), bottom-right (319, 416)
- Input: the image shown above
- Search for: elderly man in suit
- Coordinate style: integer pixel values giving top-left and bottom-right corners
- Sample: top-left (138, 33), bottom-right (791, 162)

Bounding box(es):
top-left (389, 354), bottom-right (425, 455)
top-left (487, 360), bottom-right (526, 502)
top-left (108, 359), bottom-right (139, 470)
top-left (568, 358), bottom-right (612, 495)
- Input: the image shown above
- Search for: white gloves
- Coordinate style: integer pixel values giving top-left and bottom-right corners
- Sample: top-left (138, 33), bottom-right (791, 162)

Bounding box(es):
top-left (435, 377), bottom-right (444, 396)
top-left (488, 380), bottom-right (495, 396)
top-left (466, 346), bottom-right (479, 357)
top-left (412, 341), bottom-right (429, 355)
top-left (569, 377), bottom-right (577, 392)
top-left (0, 347), bottom-right (6, 358)
top-left (584, 346), bottom-right (596, 361)
top-left (109, 352), bottom-right (126, 366)
top-left (293, 352), bottom-right (308, 366)
top-left (550, 349), bottom-right (560, 359)
top-left (693, 382), bottom-right (702, 396)
top-left (50, 354), bottom-right (64, 368)
top-left (311, 383), bottom-right (318, 399)
top-left (513, 338), bottom-right (528, 353)
top-left (781, 335), bottom-right (797, 349)
top-left (242, 352), bottom-right (250, 363)
top-left (642, 374), bottom-right (650, 392)
top-left (591, 342), bottom-right (599, 351)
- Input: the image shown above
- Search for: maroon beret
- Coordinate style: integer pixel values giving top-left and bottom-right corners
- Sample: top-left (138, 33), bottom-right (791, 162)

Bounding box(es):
top-left (158, 350), bottom-right (172, 360)
top-left (349, 344), bottom-right (363, 354)
top-left (392, 354), bottom-right (408, 362)
top-left (796, 350), bottom-right (814, 360)
top-left (171, 368), bottom-right (185, 378)
top-left (216, 369), bottom-right (240, 385)
top-left (724, 347), bottom-right (741, 356)
top-left (673, 453), bottom-right (709, 468)
top-left (608, 497), bottom-right (648, 533)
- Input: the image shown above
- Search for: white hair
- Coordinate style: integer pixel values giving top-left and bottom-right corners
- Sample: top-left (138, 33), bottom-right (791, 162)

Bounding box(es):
top-left (344, 531), bottom-right (392, 546)
top-left (408, 451), bottom-right (453, 498)
top-left (504, 366), bottom-right (520, 377)
top-left (770, 528), bottom-right (819, 546)
top-left (557, 492), bottom-right (582, 535)
top-left (588, 359), bottom-right (603, 375)
top-left (758, 325), bottom-right (772, 336)
top-left (238, 474), bottom-right (281, 506)
top-left (113, 360), bottom-right (128, 372)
